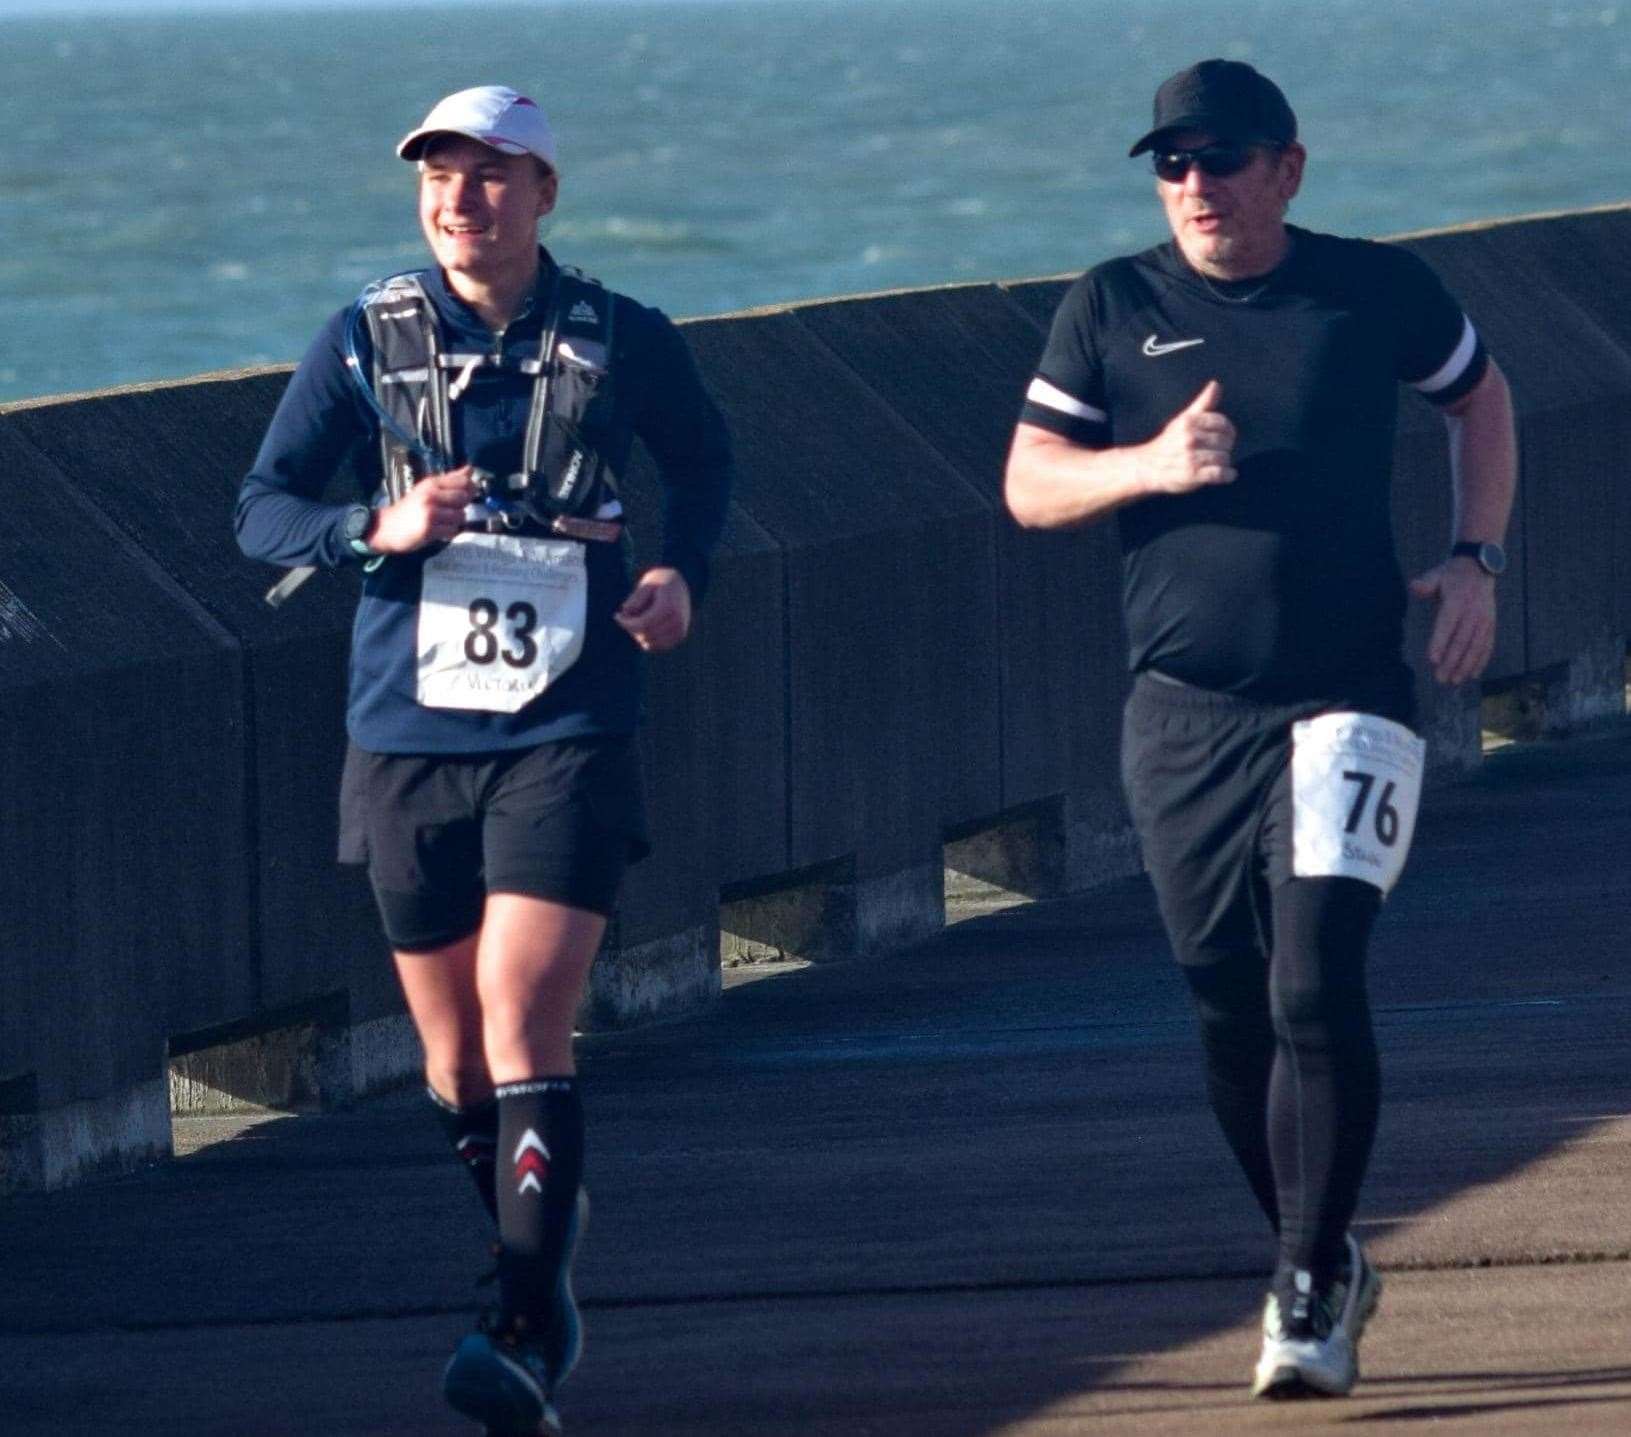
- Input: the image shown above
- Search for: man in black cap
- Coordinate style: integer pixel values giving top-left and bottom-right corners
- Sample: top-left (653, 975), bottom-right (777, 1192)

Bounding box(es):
top-left (1005, 60), bottom-right (1515, 1399)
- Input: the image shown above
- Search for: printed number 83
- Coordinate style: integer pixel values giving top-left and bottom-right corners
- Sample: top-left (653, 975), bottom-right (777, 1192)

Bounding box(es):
top-left (464, 598), bottom-right (538, 668)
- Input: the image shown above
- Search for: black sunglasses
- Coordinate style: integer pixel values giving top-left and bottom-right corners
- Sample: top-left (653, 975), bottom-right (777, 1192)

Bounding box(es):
top-left (1150, 142), bottom-right (1259, 182)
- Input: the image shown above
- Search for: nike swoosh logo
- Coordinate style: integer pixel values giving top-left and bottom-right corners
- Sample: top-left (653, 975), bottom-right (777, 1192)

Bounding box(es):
top-left (1142, 335), bottom-right (1206, 357)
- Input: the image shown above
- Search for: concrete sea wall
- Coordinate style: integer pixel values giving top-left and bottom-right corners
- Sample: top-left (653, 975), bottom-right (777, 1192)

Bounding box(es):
top-left (3, 204), bottom-right (1628, 1192)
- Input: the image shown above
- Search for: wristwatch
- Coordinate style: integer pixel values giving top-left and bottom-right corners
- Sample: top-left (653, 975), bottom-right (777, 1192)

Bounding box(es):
top-left (1450, 539), bottom-right (1506, 577)
top-left (342, 503), bottom-right (378, 558)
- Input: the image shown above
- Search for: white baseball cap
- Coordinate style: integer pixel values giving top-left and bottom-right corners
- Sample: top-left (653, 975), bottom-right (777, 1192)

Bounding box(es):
top-left (397, 85), bottom-right (557, 171)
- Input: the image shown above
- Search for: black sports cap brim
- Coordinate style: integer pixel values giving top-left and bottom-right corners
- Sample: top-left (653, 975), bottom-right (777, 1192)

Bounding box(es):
top-left (1128, 115), bottom-right (1285, 157)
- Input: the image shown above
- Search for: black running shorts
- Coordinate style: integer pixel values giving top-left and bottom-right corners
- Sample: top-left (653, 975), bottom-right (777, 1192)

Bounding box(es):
top-left (1121, 673), bottom-right (1413, 966)
top-left (338, 735), bottom-right (650, 951)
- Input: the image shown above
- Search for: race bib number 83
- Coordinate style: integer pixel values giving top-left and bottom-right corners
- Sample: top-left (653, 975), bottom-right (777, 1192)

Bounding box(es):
top-left (1291, 712), bottom-right (1426, 895)
top-left (416, 534), bottom-right (587, 713)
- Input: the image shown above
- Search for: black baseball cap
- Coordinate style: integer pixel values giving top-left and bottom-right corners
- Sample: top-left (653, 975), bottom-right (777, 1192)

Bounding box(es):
top-left (1128, 59), bottom-right (1297, 157)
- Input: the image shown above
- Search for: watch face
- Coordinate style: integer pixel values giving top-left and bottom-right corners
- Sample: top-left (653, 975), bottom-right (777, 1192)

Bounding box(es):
top-left (344, 505), bottom-right (372, 543)
top-left (1454, 540), bottom-right (1506, 576)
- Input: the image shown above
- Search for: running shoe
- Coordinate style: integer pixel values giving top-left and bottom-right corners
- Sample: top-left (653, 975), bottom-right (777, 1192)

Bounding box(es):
top-left (1251, 1232), bottom-right (1381, 1399)
top-left (444, 1323), bottom-right (563, 1437)
top-left (444, 1188), bottom-right (589, 1434)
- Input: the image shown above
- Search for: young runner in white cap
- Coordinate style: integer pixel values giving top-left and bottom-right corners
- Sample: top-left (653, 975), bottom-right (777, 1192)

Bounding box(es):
top-left (238, 84), bottom-right (734, 1435)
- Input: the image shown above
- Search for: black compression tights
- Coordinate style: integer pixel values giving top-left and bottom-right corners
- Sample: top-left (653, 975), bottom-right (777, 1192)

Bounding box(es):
top-left (1181, 876), bottom-right (1382, 1289)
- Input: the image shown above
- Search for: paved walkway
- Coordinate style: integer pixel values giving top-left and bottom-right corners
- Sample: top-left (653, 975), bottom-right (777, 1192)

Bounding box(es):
top-left (4, 729), bottom-right (1630, 1435)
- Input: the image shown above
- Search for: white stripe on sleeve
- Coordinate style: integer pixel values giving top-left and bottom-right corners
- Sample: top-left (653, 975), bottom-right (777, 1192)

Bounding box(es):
top-left (1412, 316), bottom-right (1478, 395)
top-left (1026, 377), bottom-right (1108, 425)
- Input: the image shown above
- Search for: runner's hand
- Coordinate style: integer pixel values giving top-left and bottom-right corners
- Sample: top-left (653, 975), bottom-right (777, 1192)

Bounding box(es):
top-left (1143, 380), bottom-right (1237, 495)
top-left (366, 467), bottom-right (479, 553)
top-left (1409, 558), bottom-right (1496, 687)
top-left (615, 567), bottom-right (692, 653)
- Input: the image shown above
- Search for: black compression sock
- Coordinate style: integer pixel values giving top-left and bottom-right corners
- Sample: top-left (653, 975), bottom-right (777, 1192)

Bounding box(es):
top-left (427, 1086), bottom-right (499, 1223)
top-left (495, 1077), bottom-right (585, 1329)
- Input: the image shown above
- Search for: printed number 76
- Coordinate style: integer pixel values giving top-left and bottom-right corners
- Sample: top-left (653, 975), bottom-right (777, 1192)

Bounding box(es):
top-left (1341, 770), bottom-right (1400, 846)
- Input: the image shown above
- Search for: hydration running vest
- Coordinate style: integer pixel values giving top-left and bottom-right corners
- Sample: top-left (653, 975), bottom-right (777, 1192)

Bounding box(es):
top-left (360, 266), bottom-right (622, 533)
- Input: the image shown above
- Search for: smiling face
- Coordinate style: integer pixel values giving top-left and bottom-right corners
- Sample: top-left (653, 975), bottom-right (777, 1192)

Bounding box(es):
top-left (1155, 130), bottom-right (1305, 280)
top-left (417, 134), bottom-right (557, 290)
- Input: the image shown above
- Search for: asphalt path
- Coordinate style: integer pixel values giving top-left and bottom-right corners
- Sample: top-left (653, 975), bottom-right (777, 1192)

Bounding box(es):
top-left (3, 728), bottom-right (1629, 1434)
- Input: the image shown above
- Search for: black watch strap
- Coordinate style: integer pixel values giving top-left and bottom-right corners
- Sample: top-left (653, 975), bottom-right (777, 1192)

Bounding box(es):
top-left (1450, 539), bottom-right (1506, 576)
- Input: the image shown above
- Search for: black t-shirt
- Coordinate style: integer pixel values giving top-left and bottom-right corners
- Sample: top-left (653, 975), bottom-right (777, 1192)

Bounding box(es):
top-left (1020, 226), bottom-right (1486, 705)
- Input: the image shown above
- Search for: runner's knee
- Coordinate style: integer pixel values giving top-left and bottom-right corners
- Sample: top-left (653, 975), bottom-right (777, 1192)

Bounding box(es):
top-left (1181, 946), bottom-right (1274, 1038)
top-left (1269, 877), bottom-right (1379, 1031)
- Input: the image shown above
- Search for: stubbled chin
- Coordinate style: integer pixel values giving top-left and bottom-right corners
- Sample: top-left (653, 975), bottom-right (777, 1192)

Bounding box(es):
top-left (436, 238), bottom-right (491, 266)
top-left (1177, 235), bottom-right (1231, 274)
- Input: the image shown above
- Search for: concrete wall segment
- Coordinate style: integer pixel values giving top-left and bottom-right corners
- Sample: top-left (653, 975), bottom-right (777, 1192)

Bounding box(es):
top-left (996, 277), bottom-right (1076, 335)
top-left (1, 376), bottom-right (380, 1040)
top-left (1510, 412), bottom-right (1626, 673)
top-left (0, 371), bottom-right (304, 635)
top-left (247, 617), bottom-right (390, 1021)
top-left (678, 309), bottom-right (998, 877)
top-left (0, 417), bottom-right (254, 1056)
top-left (788, 284), bottom-right (1130, 839)
top-left (1444, 207), bottom-right (1631, 649)
top-left (620, 455), bottom-right (788, 902)
top-left (1400, 204), bottom-right (1631, 352)
top-left (2, 372), bottom-right (420, 1045)
top-left (1396, 225), bottom-right (1631, 409)
top-left (788, 286), bottom-right (1025, 818)
top-left (786, 284), bottom-right (1035, 506)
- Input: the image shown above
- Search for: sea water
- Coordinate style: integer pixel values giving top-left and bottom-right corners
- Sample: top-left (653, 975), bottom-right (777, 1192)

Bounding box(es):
top-left (1, 0), bottom-right (1628, 401)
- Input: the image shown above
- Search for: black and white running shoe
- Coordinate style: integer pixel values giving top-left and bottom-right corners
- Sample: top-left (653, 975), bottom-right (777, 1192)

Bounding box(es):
top-left (1251, 1232), bottom-right (1382, 1399)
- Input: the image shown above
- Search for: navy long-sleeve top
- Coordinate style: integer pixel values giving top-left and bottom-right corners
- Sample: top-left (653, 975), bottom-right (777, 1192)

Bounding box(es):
top-left (236, 254), bottom-right (734, 753)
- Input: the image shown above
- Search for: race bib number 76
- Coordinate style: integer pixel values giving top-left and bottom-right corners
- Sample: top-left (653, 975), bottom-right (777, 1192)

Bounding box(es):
top-left (1291, 712), bottom-right (1426, 895)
